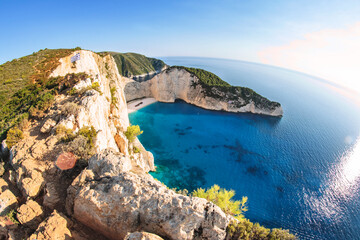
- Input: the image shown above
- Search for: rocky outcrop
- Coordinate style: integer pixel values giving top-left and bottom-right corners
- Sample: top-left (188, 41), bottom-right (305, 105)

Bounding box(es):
top-left (50, 50), bottom-right (155, 172)
top-left (125, 67), bottom-right (283, 116)
top-left (16, 199), bottom-right (44, 230)
top-left (125, 231), bottom-right (164, 240)
top-left (67, 148), bottom-right (231, 240)
top-left (29, 210), bottom-right (72, 240)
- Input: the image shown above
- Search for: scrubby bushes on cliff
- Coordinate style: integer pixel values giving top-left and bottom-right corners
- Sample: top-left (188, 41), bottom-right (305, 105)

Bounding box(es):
top-left (226, 219), bottom-right (296, 240)
top-left (56, 125), bottom-right (97, 160)
top-left (6, 127), bottom-right (24, 148)
top-left (125, 125), bottom-right (143, 143)
top-left (192, 184), bottom-right (248, 220)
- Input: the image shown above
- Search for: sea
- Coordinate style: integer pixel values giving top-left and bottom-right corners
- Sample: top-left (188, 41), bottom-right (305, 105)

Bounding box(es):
top-left (129, 57), bottom-right (360, 239)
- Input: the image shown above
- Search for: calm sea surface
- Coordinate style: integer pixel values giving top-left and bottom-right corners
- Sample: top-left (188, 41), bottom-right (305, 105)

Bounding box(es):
top-left (129, 57), bottom-right (360, 239)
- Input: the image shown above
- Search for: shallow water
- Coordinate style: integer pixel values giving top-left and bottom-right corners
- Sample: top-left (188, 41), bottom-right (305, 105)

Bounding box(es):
top-left (129, 57), bottom-right (360, 239)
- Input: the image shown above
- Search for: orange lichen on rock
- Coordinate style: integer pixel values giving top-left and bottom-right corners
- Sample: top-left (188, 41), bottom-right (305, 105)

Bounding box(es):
top-left (55, 152), bottom-right (77, 170)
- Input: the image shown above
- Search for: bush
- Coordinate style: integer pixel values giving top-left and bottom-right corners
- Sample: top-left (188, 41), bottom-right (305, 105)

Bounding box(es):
top-left (62, 102), bottom-right (80, 116)
top-left (6, 209), bottom-right (19, 224)
top-left (67, 135), bottom-right (94, 160)
top-left (226, 219), bottom-right (297, 240)
top-left (133, 146), bottom-right (140, 153)
top-left (192, 184), bottom-right (247, 220)
top-left (78, 126), bottom-right (97, 148)
top-left (125, 125), bottom-right (143, 143)
top-left (6, 127), bottom-right (24, 148)
top-left (110, 87), bottom-right (117, 106)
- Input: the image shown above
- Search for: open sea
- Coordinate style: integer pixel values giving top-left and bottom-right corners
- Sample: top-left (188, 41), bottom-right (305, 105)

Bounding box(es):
top-left (129, 57), bottom-right (360, 239)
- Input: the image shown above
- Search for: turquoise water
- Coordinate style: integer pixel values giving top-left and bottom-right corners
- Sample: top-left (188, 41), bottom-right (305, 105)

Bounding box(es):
top-left (129, 57), bottom-right (360, 239)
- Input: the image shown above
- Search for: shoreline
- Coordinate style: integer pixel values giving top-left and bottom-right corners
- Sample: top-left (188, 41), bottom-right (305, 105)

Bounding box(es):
top-left (127, 98), bottom-right (157, 113)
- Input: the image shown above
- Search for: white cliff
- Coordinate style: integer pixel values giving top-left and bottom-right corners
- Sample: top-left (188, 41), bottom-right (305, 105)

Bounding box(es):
top-left (125, 67), bottom-right (283, 117)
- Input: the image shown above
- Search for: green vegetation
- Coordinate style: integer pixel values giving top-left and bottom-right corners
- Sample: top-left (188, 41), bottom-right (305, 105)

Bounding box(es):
top-left (172, 184), bottom-right (296, 240)
top-left (125, 125), bottom-right (143, 143)
top-left (6, 209), bottom-right (19, 224)
top-left (110, 87), bottom-right (118, 107)
top-left (176, 66), bottom-right (230, 87)
top-left (56, 125), bottom-right (97, 160)
top-left (226, 219), bottom-right (296, 240)
top-left (133, 146), bottom-right (141, 154)
top-left (192, 184), bottom-right (248, 220)
top-left (0, 48), bottom-right (81, 141)
top-left (5, 127), bottom-right (24, 148)
top-left (171, 66), bottom-right (280, 111)
top-left (98, 52), bottom-right (166, 77)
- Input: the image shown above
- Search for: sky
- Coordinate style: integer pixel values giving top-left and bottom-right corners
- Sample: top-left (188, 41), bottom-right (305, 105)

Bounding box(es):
top-left (1, 0), bottom-right (360, 94)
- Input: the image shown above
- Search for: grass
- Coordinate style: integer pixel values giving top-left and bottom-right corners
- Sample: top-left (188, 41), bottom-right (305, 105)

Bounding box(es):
top-left (0, 48), bottom-right (77, 141)
top-left (98, 52), bottom-right (166, 77)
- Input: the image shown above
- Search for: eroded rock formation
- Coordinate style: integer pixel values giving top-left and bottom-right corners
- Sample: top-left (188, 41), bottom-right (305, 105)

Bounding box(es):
top-left (125, 67), bottom-right (283, 116)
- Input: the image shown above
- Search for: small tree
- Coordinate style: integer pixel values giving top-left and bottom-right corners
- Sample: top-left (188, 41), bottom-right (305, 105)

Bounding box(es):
top-left (125, 125), bottom-right (143, 143)
top-left (192, 184), bottom-right (248, 220)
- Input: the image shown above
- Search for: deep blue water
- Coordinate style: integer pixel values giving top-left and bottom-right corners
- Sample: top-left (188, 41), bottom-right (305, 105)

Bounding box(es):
top-left (129, 57), bottom-right (360, 239)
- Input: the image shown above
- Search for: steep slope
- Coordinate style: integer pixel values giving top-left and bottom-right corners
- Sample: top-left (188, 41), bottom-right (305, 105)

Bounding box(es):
top-left (125, 66), bottom-right (283, 116)
top-left (98, 52), bottom-right (167, 80)
top-left (0, 48), bottom-right (76, 140)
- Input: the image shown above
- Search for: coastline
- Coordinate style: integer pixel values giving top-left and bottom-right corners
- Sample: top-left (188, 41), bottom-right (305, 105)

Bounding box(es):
top-left (127, 97), bottom-right (157, 113)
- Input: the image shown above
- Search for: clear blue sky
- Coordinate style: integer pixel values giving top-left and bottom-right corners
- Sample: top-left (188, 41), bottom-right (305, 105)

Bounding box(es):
top-left (1, 0), bottom-right (360, 64)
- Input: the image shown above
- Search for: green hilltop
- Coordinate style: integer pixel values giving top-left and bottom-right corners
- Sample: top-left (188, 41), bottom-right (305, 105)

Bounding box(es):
top-left (98, 52), bottom-right (166, 77)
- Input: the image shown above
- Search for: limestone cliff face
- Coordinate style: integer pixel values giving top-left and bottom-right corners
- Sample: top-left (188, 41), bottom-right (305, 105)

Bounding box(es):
top-left (67, 149), bottom-right (231, 240)
top-left (50, 50), bottom-right (154, 172)
top-left (125, 67), bottom-right (283, 116)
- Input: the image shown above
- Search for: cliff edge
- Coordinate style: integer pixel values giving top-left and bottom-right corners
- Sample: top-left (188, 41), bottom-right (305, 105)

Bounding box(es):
top-left (125, 66), bottom-right (283, 116)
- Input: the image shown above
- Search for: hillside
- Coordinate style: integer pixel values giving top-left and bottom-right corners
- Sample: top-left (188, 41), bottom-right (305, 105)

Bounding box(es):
top-left (98, 52), bottom-right (166, 77)
top-left (171, 66), bottom-right (281, 110)
top-left (0, 48), bottom-right (77, 140)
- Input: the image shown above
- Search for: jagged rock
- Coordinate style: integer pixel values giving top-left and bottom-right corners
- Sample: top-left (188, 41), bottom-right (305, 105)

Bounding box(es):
top-left (0, 179), bottom-right (8, 194)
top-left (125, 232), bottom-right (164, 240)
top-left (68, 148), bottom-right (230, 240)
top-left (0, 216), bottom-right (18, 240)
top-left (29, 210), bottom-right (72, 240)
top-left (17, 199), bottom-right (44, 230)
top-left (43, 182), bottom-right (61, 210)
top-left (0, 140), bottom-right (8, 157)
top-left (40, 118), bottom-right (57, 134)
top-left (87, 148), bottom-right (132, 176)
top-left (16, 159), bottom-right (46, 198)
top-left (0, 190), bottom-right (17, 215)
top-left (114, 133), bottom-right (128, 155)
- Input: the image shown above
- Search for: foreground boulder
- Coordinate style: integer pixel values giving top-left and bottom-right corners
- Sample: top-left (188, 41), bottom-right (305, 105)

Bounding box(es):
top-left (17, 199), bottom-right (44, 230)
top-left (67, 148), bottom-right (231, 240)
top-left (125, 232), bottom-right (164, 240)
top-left (29, 210), bottom-right (72, 240)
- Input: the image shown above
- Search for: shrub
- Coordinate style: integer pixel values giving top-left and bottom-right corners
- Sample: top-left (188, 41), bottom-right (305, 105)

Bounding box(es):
top-left (125, 125), bottom-right (143, 143)
top-left (6, 127), bottom-right (24, 148)
top-left (133, 146), bottom-right (140, 153)
top-left (56, 125), bottom-right (76, 142)
top-left (78, 126), bottom-right (97, 148)
top-left (226, 219), bottom-right (297, 240)
top-left (192, 184), bottom-right (247, 220)
top-left (62, 102), bottom-right (80, 116)
top-left (110, 87), bottom-right (118, 106)
top-left (67, 135), bottom-right (94, 160)
top-left (68, 87), bottom-right (78, 95)
top-left (6, 209), bottom-right (19, 224)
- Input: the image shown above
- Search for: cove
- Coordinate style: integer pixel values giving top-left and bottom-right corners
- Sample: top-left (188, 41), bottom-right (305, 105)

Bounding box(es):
top-left (129, 57), bottom-right (360, 239)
